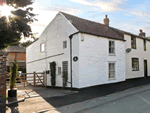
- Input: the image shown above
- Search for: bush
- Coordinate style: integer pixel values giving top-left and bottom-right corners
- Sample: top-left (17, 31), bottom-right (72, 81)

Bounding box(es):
top-left (50, 62), bottom-right (56, 87)
top-left (9, 60), bottom-right (18, 90)
top-left (63, 70), bottom-right (68, 87)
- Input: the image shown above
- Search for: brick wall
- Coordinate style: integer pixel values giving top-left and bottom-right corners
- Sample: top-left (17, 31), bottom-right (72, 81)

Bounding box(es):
top-left (0, 51), bottom-right (8, 112)
top-left (7, 52), bottom-right (26, 61)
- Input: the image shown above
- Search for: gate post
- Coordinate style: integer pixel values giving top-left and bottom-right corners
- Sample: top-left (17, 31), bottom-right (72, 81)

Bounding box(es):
top-left (0, 50), bottom-right (8, 112)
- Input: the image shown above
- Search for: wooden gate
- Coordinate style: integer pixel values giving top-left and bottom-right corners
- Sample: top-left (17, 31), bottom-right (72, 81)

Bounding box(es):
top-left (6, 71), bottom-right (46, 89)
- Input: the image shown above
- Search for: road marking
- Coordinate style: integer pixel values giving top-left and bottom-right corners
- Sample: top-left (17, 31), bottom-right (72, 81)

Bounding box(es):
top-left (137, 94), bottom-right (150, 104)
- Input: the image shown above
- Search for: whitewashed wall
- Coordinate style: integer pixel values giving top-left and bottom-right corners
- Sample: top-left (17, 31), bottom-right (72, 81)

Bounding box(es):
top-left (78, 33), bottom-right (126, 88)
top-left (26, 12), bottom-right (78, 87)
top-left (125, 34), bottom-right (150, 79)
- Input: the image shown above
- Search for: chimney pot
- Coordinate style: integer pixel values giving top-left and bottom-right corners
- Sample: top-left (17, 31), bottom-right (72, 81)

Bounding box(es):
top-left (104, 14), bottom-right (109, 26)
top-left (139, 29), bottom-right (146, 37)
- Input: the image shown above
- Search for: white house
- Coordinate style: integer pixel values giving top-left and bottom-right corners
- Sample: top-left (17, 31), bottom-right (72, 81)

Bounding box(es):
top-left (26, 12), bottom-right (150, 89)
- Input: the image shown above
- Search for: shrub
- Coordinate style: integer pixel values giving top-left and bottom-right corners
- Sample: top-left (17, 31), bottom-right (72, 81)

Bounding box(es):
top-left (63, 70), bottom-right (68, 87)
top-left (50, 61), bottom-right (56, 87)
top-left (9, 60), bottom-right (18, 90)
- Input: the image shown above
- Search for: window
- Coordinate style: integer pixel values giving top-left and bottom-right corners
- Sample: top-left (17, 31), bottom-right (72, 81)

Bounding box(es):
top-left (62, 61), bottom-right (68, 73)
top-left (108, 62), bottom-right (115, 79)
top-left (58, 67), bottom-right (61, 74)
top-left (109, 41), bottom-right (115, 54)
top-left (63, 41), bottom-right (67, 49)
top-left (144, 40), bottom-right (146, 51)
top-left (40, 43), bottom-right (45, 52)
top-left (131, 36), bottom-right (136, 49)
top-left (132, 58), bottom-right (139, 71)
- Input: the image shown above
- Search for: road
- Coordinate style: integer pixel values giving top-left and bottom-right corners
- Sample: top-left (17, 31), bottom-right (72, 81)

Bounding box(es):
top-left (47, 84), bottom-right (150, 113)
top-left (78, 90), bottom-right (150, 113)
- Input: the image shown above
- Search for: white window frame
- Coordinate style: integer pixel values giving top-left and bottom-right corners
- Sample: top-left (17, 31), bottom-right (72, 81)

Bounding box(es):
top-left (63, 41), bottom-right (67, 49)
top-left (109, 40), bottom-right (115, 55)
top-left (40, 43), bottom-right (45, 52)
top-left (108, 62), bottom-right (116, 80)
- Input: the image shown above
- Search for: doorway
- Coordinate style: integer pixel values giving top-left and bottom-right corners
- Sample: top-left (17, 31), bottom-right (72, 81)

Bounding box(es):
top-left (144, 60), bottom-right (148, 77)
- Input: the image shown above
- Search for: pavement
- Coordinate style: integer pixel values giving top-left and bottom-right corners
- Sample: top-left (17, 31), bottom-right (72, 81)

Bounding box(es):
top-left (5, 77), bottom-right (150, 113)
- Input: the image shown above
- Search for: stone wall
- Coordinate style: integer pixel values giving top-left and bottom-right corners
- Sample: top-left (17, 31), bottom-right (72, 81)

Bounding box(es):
top-left (0, 50), bottom-right (8, 112)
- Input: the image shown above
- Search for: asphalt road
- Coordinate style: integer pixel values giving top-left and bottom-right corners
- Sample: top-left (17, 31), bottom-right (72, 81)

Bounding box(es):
top-left (78, 89), bottom-right (150, 113)
top-left (44, 77), bottom-right (150, 108)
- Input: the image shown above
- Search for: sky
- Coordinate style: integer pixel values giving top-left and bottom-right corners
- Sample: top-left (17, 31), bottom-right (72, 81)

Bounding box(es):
top-left (26, 0), bottom-right (150, 40)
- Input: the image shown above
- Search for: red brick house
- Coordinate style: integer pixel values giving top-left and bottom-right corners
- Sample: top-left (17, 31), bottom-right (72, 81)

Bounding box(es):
top-left (5, 46), bottom-right (26, 72)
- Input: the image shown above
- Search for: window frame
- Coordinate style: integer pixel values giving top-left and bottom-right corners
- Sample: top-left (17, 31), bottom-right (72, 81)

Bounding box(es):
top-left (132, 58), bottom-right (139, 71)
top-left (131, 36), bottom-right (136, 49)
top-left (144, 40), bottom-right (146, 51)
top-left (63, 41), bottom-right (67, 49)
top-left (109, 40), bottom-right (115, 55)
top-left (108, 62), bottom-right (116, 80)
top-left (40, 43), bottom-right (45, 52)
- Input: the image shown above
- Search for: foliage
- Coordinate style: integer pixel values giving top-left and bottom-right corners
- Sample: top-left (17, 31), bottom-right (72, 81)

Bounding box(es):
top-left (62, 70), bottom-right (68, 87)
top-left (9, 60), bottom-right (18, 90)
top-left (19, 38), bottom-right (38, 47)
top-left (50, 62), bottom-right (56, 87)
top-left (147, 37), bottom-right (150, 39)
top-left (0, 0), bottom-right (37, 50)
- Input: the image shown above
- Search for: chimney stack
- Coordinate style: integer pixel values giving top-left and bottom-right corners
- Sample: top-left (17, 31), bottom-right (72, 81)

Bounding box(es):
top-left (139, 29), bottom-right (146, 37)
top-left (104, 15), bottom-right (109, 26)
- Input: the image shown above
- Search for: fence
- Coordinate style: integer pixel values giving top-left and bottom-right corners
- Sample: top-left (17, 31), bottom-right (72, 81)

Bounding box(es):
top-left (6, 72), bottom-right (46, 89)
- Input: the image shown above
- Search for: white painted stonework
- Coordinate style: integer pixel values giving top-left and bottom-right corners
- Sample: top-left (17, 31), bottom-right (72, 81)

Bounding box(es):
top-left (78, 33), bottom-right (125, 88)
top-left (125, 34), bottom-right (150, 79)
top-left (26, 12), bottom-right (149, 89)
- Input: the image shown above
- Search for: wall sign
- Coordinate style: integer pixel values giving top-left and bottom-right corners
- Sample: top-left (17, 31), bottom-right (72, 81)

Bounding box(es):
top-left (73, 56), bottom-right (78, 62)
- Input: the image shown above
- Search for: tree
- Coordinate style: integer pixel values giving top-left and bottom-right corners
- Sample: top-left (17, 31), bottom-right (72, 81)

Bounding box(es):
top-left (9, 60), bottom-right (18, 90)
top-left (147, 37), bottom-right (150, 39)
top-left (0, 0), bottom-right (37, 50)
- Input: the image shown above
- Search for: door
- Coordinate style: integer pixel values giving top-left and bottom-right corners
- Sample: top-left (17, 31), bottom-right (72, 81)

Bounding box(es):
top-left (144, 60), bottom-right (148, 77)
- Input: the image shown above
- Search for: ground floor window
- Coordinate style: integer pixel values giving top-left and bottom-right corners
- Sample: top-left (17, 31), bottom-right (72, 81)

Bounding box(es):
top-left (132, 58), bottom-right (139, 71)
top-left (108, 62), bottom-right (115, 79)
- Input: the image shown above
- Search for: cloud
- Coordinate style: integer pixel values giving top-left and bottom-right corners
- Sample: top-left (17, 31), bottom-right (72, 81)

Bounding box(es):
top-left (130, 10), bottom-right (150, 18)
top-left (44, 6), bottom-right (82, 14)
top-left (69, 0), bottom-right (126, 12)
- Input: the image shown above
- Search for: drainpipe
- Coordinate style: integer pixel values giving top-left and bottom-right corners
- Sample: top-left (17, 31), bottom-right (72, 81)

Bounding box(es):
top-left (69, 35), bottom-right (73, 90)
top-left (69, 31), bottom-right (80, 90)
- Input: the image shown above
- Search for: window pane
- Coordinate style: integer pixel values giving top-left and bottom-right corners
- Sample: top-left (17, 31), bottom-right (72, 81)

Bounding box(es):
top-left (132, 58), bottom-right (139, 71)
top-left (109, 41), bottom-right (111, 47)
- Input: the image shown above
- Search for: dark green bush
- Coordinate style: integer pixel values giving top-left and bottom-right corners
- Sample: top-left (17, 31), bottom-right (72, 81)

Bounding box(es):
top-left (10, 60), bottom-right (18, 90)
top-left (50, 62), bottom-right (56, 87)
top-left (63, 70), bottom-right (68, 87)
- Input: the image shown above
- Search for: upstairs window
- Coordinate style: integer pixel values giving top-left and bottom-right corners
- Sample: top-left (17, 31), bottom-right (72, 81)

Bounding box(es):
top-left (132, 58), bottom-right (139, 71)
top-left (40, 43), bottom-right (45, 52)
top-left (144, 40), bottom-right (146, 51)
top-left (109, 40), bottom-right (115, 55)
top-left (63, 41), bottom-right (67, 49)
top-left (131, 36), bottom-right (136, 49)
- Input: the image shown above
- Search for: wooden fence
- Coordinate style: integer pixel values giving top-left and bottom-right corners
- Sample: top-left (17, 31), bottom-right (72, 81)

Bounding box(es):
top-left (6, 72), bottom-right (46, 89)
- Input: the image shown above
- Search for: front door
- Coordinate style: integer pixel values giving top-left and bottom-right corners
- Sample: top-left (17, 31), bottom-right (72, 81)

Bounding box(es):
top-left (144, 60), bottom-right (148, 77)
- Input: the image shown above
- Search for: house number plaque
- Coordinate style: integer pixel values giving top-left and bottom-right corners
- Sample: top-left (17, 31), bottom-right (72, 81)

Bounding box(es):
top-left (73, 56), bottom-right (78, 62)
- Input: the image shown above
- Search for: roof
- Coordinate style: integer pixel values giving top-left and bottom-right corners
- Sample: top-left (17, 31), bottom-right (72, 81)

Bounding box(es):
top-left (60, 12), bottom-right (150, 41)
top-left (6, 46), bottom-right (26, 53)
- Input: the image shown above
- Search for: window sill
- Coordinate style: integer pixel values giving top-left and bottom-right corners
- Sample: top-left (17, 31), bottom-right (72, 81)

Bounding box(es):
top-left (108, 78), bottom-right (115, 81)
top-left (109, 54), bottom-right (116, 56)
